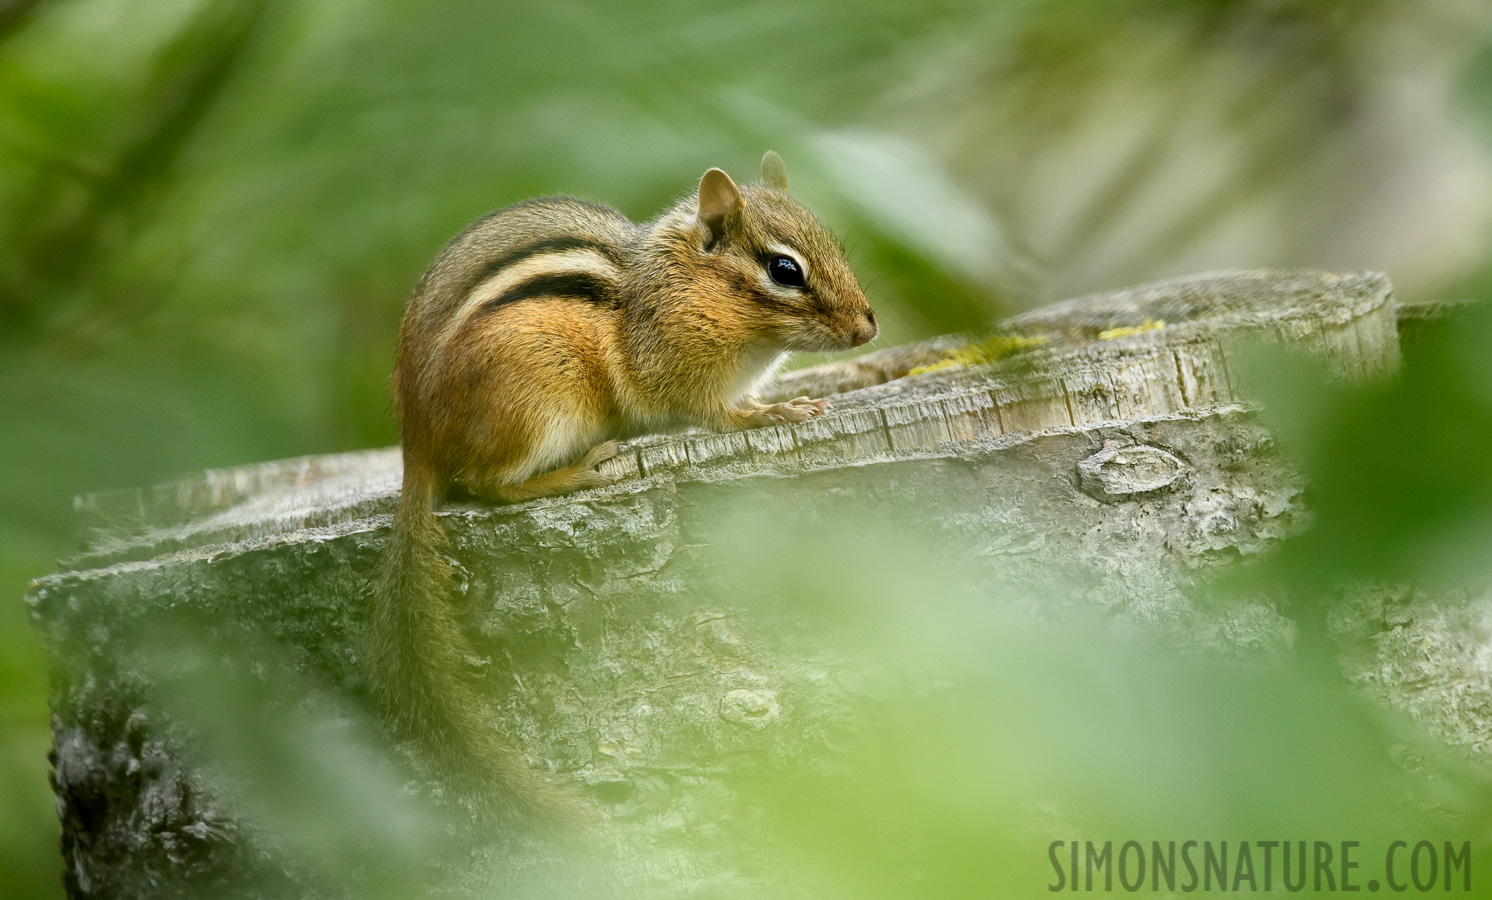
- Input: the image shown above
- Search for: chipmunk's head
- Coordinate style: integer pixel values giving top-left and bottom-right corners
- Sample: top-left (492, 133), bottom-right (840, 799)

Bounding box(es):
top-left (685, 152), bottom-right (877, 353)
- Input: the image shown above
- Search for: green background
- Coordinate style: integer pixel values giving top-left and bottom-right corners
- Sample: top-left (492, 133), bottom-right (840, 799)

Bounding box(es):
top-left (6, 1), bottom-right (1492, 895)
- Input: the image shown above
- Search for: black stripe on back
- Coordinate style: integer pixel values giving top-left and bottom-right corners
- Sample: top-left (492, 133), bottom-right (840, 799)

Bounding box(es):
top-left (463, 236), bottom-right (622, 301)
top-left (476, 271), bottom-right (617, 316)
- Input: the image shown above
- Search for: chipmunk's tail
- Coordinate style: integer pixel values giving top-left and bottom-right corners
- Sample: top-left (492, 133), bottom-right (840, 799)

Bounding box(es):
top-left (369, 456), bottom-right (564, 826)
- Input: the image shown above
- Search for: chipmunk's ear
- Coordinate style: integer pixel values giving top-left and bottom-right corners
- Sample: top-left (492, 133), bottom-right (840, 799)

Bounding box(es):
top-left (761, 151), bottom-right (788, 191)
top-left (698, 167), bottom-right (743, 248)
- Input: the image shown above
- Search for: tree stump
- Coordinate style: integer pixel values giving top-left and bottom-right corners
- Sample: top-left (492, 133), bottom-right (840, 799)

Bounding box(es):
top-left (32, 270), bottom-right (1483, 898)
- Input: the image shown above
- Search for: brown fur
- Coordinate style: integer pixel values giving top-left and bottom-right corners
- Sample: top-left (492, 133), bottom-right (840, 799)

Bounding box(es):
top-left (372, 154), bottom-right (875, 826)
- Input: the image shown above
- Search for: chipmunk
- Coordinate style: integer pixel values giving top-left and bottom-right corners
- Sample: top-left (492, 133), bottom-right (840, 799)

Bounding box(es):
top-left (370, 151), bottom-right (876, 823)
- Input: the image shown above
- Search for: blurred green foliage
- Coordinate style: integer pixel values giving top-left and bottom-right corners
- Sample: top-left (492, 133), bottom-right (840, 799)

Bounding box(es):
top-left (1240, 303), bottom-right (1492, 598)
top-left (7, 0), bottom-right (1492, 896)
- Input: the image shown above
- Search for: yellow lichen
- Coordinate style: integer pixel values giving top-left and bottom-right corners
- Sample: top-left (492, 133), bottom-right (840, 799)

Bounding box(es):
top-left (1098, 318), bottom-right (1165, 341)
top-left (907, 333), bottom-right (1049, 376)
top-left (906, 358), bottom-right (962, 376)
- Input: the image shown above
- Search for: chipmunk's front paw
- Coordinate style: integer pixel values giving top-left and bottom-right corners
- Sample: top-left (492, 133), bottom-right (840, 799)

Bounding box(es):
top-left (762, 397), bottom-right (828, 424)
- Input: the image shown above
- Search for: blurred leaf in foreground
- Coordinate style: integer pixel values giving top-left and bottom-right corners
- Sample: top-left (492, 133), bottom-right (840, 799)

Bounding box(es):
top-left (699, 502), bottom-right (1487, 898)
top-left (1236, 301), bottom-right (1492, 594)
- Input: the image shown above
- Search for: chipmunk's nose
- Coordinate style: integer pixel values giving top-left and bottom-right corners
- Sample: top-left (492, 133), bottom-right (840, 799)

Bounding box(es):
top-left (850, 309), bottom-right (878, 347)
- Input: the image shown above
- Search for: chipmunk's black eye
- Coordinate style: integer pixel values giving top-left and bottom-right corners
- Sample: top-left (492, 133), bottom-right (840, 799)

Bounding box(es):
top-left (765, 254), bottom-right (805, 288)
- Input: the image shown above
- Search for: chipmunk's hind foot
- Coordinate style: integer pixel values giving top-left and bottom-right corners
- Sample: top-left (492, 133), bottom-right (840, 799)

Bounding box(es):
top-left (469, 440), bottom-right (620, 504)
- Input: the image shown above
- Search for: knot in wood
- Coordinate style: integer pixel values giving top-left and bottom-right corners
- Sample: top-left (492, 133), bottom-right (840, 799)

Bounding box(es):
top-left (1078, 442), bottom-right (1185, 501)
top-left (719, 689), bottom-right (780, 730)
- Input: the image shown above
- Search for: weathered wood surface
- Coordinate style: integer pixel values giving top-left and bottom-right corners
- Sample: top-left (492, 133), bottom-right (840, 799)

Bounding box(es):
top-left (30, 270), bottom-right (1487, 898)
top-left (69, 269), bottom-right (1396, 567)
